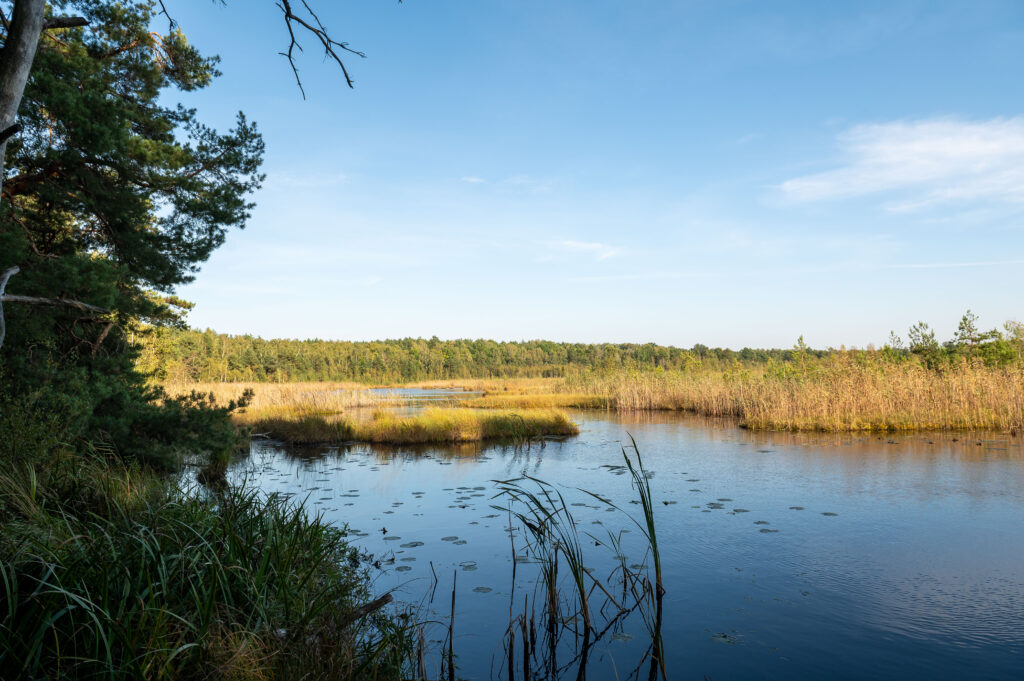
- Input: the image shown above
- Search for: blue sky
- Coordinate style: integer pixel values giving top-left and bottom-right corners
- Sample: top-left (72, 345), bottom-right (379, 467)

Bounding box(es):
top-left (170, 0), bottom-right (1024, 348)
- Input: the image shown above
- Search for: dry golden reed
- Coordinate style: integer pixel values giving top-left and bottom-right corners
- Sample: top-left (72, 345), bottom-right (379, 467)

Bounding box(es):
top-left (459, 393), bottom-right (609, 409)
top-left (563, 357), bottom-right (1024, 432)
top-left (162, 380), bottom-right (390, 411)
top-left (164, 354), bottom-right (1024, 434)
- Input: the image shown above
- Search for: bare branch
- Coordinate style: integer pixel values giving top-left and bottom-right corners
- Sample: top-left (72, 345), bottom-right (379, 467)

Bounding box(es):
top-left (1, 294), bottom-right (110, 315)
top-left (276, 0), bottom-right (366, 98)
top-left (91, 320), bottom-right (115, 356)
top-left (0, 123), bottom-right (21, 145)
top-left (336, 593), bottom-right (393, 629)
top-left (156, 0), bottom-right (176, 30)
top-left (43, 16), bottom-right (88, 30)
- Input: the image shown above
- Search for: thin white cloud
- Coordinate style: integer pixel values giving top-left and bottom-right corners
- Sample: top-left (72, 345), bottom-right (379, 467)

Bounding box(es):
top-left (780, 117), bottom-right (1024, 211)
top-left (460, 176), bottom-right (486, 184)
top-left (552, 239), bottom-right (622, 260)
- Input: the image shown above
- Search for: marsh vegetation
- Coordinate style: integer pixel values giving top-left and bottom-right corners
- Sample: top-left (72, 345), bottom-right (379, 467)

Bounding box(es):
top-left (155, 314), bottom-right (1024, 435)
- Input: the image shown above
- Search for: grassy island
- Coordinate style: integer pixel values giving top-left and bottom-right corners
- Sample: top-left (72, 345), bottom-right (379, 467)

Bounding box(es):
top-left (233, 406), bottom-right (580, 444)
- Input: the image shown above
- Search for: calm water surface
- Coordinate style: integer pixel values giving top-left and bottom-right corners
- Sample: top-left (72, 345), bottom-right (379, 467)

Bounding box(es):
top-left (230, 409), bottom-right (1024, 681)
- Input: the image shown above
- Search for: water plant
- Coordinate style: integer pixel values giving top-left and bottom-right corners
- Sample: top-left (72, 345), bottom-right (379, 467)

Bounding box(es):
top-left (491, 441), bottom-right (666, 681)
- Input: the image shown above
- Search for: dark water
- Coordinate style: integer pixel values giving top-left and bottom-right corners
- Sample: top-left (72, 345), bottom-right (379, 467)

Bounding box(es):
top-left (230, 411), bottom-right (1024, 681)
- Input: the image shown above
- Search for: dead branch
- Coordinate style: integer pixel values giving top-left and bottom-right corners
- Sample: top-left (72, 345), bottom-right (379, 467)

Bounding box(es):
top-left (43, 16), bottom-right (88, 30)
top-left (277, 0), bottom-right (365, 98)
top-left (336, 592), bottom-right (393, 629)
top-left (92, 320), bottom-right (115, 356)
top-left (1, 293), bottom-right (110, 315)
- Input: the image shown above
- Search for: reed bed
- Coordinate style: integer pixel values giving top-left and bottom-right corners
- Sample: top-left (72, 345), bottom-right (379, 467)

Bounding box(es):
top-left (162, 380), bottom-right (390, 411)
top-left (459, 393), bottom-right (609, 410)
top-left (235, 407), bottom-right (579, 444)
top-left (234, 407), bottom-right (357, 443)
top-left (396, 377), bottom-right (562, 395)
top-left (563, 357), bottom-right (1024, 432)
top-left (166, 354), bottom-right (1024, 433)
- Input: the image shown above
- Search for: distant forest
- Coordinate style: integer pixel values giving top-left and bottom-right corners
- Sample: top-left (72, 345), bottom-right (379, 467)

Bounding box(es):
top-left (138, 328), bottom-right (828, 383)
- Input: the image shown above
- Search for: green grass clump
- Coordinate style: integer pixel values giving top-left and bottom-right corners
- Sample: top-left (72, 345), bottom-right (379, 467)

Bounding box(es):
top-left (236, 406), bottom-right (357, 443)
top-left (0, 448), bottom-right (411, 681)
top-left (235, 406), bottom-right (579, 444)
top-left (357, 408), bottom-right (579, 444)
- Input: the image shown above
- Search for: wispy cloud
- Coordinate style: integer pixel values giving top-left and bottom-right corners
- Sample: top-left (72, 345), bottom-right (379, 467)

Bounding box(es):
top-left (780, 117), bottom-right (1024, 211)
top-left (550, 239), bottom-right (622, 260)
top-left (460, 176), bottom-right (486, 184)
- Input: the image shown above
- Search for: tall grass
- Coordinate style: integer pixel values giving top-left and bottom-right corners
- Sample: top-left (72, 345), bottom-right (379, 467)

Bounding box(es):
top-left (459, 393), bottom-right (610, 409)
top-left (359, 408), bottom-right (578, 444)
top-left (492, 443), bottom-right (667, 680)
top-left (163, 381), bottom-right (388, 411)
top-left (495, 478), bottom-right (593, 634)
top-left (165, 351), bottom-right (1024, 433)
top-left (237, 407), bottom-right (579, 445)
top-left (563, 356), bottom-right (1024, 432)
top-left (0, 452), bottom-right (412, 680)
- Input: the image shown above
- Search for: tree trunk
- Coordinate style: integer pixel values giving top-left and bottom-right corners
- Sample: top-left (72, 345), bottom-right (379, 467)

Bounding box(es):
top-left (0, 0), bottom-right (46, 196)
top-left (0, 265), bottom-right (20, 349)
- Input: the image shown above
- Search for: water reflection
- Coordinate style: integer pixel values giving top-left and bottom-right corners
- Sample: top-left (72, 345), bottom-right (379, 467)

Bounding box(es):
top-left (231, 412), bottom-right (1024, 681)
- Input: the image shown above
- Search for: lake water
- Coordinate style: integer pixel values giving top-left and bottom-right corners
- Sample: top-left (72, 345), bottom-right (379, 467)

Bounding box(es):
top-left (230, 409), bottom-right (1024, 681)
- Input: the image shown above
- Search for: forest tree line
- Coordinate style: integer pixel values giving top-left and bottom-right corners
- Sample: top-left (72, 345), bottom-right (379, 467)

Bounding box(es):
top-left (139, 312), bottom-right (1023, 384)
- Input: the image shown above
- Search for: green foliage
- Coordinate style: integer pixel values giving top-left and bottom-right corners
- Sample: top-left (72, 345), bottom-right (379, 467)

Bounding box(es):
top-left (138, 329), bottom-right (830, 383)
top-left (142, 313), bottom-right (1024, 386)
top-left (1, 0), bottom-right (264, 465)
top-left (907, 321), bottom-right (942, 368)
